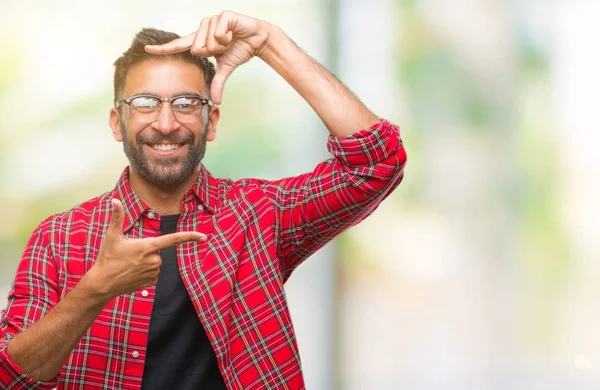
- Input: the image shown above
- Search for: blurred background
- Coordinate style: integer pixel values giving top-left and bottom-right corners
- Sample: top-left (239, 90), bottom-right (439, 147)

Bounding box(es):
top-left (1, 0), bottom-right (599, 389)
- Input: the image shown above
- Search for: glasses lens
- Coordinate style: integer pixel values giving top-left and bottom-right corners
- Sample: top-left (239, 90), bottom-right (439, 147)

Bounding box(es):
top-left (172, 96), bottom-right (204, 123)
top-left (130, 97), bottom-right (160, 123)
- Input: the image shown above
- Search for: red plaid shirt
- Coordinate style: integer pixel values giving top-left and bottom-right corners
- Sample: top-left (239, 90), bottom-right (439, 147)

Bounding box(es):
top-left (0, 119), bottom-right (406, 389)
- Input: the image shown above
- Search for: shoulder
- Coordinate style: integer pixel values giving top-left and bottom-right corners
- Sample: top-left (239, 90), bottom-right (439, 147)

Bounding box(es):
top-left (209, 173), bottom-right (272, 206)
top-left (34, 191), bottom-right (112, 239)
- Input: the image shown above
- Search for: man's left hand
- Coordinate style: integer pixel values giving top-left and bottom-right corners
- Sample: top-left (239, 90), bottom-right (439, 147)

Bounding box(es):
top-left (145, 10), bottom-right (275, 104)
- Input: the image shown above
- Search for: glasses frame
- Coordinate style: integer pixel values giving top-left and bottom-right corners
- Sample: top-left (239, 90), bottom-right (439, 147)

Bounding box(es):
top-left (115, 94), bottom-right (212, 124)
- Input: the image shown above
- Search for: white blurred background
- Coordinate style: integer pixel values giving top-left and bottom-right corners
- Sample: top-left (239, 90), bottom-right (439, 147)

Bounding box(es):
top-left (1, 0), bottom-right (599, 389)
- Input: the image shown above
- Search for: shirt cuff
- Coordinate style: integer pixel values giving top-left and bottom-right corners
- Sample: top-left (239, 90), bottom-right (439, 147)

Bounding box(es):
top-left (0, 348), bottom-right (58, 390)
top-left (326, 118), bottom-right (402, 167)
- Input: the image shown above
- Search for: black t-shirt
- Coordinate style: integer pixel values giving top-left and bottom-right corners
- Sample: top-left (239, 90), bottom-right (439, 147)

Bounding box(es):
top-left (140, 214), bottom-right (226, 390)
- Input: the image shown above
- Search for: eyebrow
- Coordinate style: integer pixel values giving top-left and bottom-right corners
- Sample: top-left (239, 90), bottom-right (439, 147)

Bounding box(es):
top-left (131, 91), bottom-right (207, 98)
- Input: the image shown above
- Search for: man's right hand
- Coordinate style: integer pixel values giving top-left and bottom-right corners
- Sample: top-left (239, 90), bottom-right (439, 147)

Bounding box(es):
top-left (4, 197), bottom-right (206, 383)
top-left (86, 198), bottom-right (206, 299)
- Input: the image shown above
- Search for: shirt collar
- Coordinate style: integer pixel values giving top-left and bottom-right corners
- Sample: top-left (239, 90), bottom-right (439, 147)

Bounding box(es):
top-left (112, 167), bottom-right (149, 233)
top-left (110, 165), bottom-right (218, 233)
top-left (186, 164), bottom-right (218, 214)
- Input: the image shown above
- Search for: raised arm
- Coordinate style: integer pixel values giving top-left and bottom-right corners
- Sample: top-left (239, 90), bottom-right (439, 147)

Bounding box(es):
top-left (147, 11), bottom-right (407, 279)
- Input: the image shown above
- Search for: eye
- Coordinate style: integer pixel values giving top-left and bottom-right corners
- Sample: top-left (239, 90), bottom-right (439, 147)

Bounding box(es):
top-left (131, 97), bottom-right (159, 111)
top-left (173, 97), bottom-right (202, 111)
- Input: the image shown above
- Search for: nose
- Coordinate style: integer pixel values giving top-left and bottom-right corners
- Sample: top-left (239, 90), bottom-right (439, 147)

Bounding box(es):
top-left (151, 102), bottom-right (181, 134)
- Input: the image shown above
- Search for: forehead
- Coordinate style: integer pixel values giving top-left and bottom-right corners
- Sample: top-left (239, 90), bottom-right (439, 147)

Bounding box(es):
top-left (124, 58), bottom-right (207, 97)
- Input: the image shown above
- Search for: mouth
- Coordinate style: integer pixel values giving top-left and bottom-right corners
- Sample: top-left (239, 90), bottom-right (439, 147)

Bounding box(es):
top-left (145, 143), bottom-right (187, 156)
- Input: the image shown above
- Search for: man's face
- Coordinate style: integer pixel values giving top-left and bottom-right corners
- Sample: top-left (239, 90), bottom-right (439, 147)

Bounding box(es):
top-left (110, 59), bottom-right (217, 188)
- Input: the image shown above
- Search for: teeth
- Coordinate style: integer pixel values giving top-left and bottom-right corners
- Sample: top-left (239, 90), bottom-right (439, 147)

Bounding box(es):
top-left (152, 144), bottom-right (180, 152)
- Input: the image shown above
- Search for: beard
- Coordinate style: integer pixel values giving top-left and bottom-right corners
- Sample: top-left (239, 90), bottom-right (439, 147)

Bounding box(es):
top-left (121, 119), bottom-right (209, 188)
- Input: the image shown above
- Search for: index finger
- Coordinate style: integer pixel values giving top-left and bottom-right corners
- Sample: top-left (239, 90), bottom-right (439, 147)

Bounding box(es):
top-left (145, 32), bottom-right (196, 55)
top-left (145, 231), bottom-right (207, 251)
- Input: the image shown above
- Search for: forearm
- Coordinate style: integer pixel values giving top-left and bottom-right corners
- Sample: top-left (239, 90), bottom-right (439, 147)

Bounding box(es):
top-left (6, 271), bottom-right (109, 382)
top-left (260, 25), bottom-right (379, 137)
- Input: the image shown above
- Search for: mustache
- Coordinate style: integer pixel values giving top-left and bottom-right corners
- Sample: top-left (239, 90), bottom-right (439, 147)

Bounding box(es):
top-left (135, 130), bottom-right (195, 145)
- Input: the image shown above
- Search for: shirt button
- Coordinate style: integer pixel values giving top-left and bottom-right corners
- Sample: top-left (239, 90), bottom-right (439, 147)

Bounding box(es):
top-left (147, 211), bottom-right (155, 219)
top-left (141, 290), bottom-right (149, 297)
top-left (132, 351), bottom-right (139, 359)
top-left (134, 221), bottom-right (140, 227)
top-left (197, 205), bottom-right (204, 212)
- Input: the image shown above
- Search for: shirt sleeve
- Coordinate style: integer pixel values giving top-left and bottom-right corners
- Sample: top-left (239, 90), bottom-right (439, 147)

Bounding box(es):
top-left (0, 221), bottom-right (61, 389)
top-left (260, 118), bottom-right (407, 281)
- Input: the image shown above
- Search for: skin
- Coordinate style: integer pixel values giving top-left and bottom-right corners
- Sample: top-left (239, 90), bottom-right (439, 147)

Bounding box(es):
top-left (6, 10), bottom-right (378, 382)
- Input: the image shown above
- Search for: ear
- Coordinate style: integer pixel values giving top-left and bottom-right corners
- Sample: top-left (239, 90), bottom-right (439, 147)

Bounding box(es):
top-left (109, 108), bottom-right (124, 142)
top-left (205, 105), bottom-right (220, 142)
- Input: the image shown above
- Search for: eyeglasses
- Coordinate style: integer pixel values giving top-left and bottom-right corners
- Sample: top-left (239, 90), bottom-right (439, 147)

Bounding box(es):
top-left (116, 94), bottom-right (211, 124)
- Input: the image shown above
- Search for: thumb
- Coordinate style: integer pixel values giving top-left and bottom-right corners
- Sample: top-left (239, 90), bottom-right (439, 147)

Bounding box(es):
top-left (211, 62), bottom-right (235, 105)
top-left (107, 198), bottom-right (125, 237)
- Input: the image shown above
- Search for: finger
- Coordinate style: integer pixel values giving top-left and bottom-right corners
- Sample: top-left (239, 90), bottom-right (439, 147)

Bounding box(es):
top-left (206, 15), bottom-right (228, 55)
top-left (211, 61), bottom-right (235, 105)
top-left (145, 33), bottom-right (195, 55)
top-left (146, 231), bottom-right (207, 251)
top-left (107, 198), bottom-right (125, 236)
top-left (190, 17), bottom-right (210, 56)
top-left (214, 12), bottom-right (234, 47)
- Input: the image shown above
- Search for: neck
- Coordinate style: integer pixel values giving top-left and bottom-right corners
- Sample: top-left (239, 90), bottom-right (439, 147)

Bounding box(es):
top-left (128, 167), bottom-right (201, 216)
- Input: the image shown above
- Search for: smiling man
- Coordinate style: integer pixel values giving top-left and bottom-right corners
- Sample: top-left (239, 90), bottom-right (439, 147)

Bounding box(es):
top-left (0, 10), bottom-right (406, 390)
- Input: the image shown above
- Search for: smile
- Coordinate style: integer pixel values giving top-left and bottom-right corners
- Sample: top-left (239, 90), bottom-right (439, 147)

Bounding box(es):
top-left (150, 143), bottom-right (183, 151)
top-left (145, 143), bottom-right (187, 156)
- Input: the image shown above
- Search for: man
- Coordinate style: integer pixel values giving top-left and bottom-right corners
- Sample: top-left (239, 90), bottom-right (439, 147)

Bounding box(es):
top-left (0, 10), bottom-right (406, 390)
